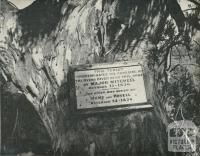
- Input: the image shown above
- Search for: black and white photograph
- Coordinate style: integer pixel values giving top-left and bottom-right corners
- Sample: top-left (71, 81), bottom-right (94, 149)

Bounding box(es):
top-left (0, 0), bottom-right (200, 156)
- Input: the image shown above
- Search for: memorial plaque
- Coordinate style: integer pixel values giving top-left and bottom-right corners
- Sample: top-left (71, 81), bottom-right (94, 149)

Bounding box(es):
top-left (71, 61), bottom-right (152, 112)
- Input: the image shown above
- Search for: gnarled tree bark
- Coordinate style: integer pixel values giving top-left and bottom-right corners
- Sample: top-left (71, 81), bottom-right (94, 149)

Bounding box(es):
top-left (1, 0), bottom-right (198, 155)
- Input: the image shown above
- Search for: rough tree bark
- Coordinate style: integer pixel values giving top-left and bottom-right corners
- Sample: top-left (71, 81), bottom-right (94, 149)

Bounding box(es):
top-left (0, 0), bottom-right (198, 155)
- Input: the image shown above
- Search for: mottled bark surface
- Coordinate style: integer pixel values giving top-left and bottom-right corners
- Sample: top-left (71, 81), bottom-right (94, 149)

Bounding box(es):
top-left (1, 0), bottom-right (200, 156)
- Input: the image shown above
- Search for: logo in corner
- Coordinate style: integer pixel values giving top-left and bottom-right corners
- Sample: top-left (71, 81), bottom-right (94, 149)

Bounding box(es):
top-left (168, 120), bottom-right (198, 152)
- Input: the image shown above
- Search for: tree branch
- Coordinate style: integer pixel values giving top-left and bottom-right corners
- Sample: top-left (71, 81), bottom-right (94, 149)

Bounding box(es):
top-left (188, 0), bottom-right (200, 7)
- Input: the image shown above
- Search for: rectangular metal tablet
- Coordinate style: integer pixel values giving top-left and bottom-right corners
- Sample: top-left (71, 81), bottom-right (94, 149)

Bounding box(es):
top-left (70, 61), bottom-right (152, 112)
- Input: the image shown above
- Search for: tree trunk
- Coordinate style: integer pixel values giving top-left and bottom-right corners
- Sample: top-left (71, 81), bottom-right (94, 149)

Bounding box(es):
top-left (1, 0), bottom-right (198, 155)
